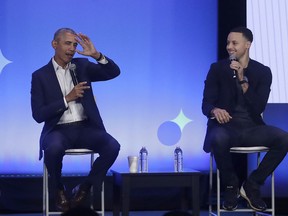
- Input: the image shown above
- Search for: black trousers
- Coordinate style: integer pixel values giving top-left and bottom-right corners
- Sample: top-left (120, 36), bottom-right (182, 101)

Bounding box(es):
top-left (43, 121), bottom-right (120, 192)
top-left (208, 118), bottom-right (288, 187)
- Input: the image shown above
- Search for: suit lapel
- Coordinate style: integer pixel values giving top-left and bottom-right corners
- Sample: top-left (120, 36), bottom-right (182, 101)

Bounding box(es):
top-left (44, 60), bottom-right (65, 98)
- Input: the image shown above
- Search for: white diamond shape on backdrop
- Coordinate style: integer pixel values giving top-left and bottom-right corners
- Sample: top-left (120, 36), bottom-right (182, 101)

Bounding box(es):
top-left (0, 49), bottom-right (12, 75)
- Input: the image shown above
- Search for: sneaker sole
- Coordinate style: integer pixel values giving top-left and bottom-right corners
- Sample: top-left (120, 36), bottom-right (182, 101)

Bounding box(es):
top-left (222, 204), bottom-right (238, 211)
top-left (222, 189), bottom-right (240, 211)
top-left (240, 186), bottom-right (266, 212)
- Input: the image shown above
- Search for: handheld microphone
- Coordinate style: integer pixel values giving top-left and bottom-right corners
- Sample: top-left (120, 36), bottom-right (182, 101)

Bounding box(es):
top-left (69, 63), bottom-right (78, 86)
top-left (229, 54), bottom-right (237, 79)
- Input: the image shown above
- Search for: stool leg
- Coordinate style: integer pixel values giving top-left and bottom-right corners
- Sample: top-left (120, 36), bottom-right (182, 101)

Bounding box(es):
top-left (272, 171), bottom-right (275, 216)
top-left (43, 162), bottom-right (45, 216)
top-left (209, 153), bottom-right (213, 215)
top-left (217, 168), bottom-right (220, 216)
top-left (256, 152), bottom-right (274, 216)
top-left (101, 182), bottom-right (105, 216)
top-left (90, 185), bottom-right (94, 210)
top-left (90, 153), bottom-right (94, 210)
top-left (90, 153), bottom-right (105, 215)
top-left (43, 162), bottom-right (49, 216)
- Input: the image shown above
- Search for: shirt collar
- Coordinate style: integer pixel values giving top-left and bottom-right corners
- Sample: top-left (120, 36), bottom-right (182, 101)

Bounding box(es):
top-left (52, 57), bottom-right (71, 71)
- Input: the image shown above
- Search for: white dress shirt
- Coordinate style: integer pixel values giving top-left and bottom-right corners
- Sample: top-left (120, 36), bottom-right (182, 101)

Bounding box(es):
top-left (52, 58), bottom-right (87, 124)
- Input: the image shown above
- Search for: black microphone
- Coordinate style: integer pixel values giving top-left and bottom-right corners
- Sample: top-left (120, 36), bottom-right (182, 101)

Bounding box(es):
top-left (69, 63), bottom-right (78, 86)
top-left (229, 54), bottom-right (237, 79)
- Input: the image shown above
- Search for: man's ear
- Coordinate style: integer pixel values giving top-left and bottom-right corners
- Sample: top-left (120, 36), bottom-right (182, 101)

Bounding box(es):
top-left (246, 41), bottom-right (251, 49)
top-left (52, 40), bottom-right (57, 49)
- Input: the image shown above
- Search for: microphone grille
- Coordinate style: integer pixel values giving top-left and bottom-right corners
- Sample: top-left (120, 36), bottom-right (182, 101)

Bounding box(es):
top-left (229, 54), bottom-right (237, 61)
top-left (70, 63), bottom-right (76, 71)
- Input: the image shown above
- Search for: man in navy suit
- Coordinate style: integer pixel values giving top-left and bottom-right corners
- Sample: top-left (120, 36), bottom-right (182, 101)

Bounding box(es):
top-left (31, 28), bottom-right (121, 211)
top-left (202, 27), bottom-right (288, 212)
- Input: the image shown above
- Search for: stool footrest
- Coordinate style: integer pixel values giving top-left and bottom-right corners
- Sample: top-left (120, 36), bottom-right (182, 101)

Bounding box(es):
top-left (43, 149), bottom-right (105, 216)
top-left (209, 147), bottom-right (275, 216)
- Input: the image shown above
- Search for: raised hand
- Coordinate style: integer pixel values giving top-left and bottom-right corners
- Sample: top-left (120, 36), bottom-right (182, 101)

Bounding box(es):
top-left (75, 33), bottom-right (101, 60)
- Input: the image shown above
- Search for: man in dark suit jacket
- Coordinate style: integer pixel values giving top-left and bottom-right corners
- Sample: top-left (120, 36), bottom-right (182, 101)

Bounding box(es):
top-left (31, 28), bottom-right (121, 211)
top-left (202, 27), bottom-right (288, 212)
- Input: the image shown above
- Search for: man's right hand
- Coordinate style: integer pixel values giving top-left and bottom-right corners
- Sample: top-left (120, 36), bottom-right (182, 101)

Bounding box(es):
top-left (211, 107), bottom-right (232, 124)
top-left (65, 81), bottom-right (90, 103)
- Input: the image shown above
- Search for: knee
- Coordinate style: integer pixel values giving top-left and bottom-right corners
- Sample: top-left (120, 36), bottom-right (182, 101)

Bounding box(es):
top-left (43, 132), bottom-right (66, 157)
top-left (110, 139), bottom-right (121, 156)
top-left (278, 134), bottom-right (288, 152)
top-left (44, 141), bottom-right (65, 158)
top-left (209, 128), bottom-right (231, 152)
top-left (101, 137), bottom-right (120, 157)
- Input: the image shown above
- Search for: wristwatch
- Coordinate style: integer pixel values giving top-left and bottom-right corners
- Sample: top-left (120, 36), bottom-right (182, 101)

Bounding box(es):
top-left (239, 76), bottom-right (248, 85)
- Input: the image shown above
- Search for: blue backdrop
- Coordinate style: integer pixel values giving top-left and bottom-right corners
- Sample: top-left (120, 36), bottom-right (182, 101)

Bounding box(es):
top-left (0, 0), bottom-right (217, 174)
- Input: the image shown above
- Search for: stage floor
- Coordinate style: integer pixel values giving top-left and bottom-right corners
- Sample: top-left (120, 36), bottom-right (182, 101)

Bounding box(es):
top-left (0, 211), bottom-right (286, 216)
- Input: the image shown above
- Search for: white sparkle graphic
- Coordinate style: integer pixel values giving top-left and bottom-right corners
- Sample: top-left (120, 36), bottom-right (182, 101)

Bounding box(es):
top-left (0, 49), bottom-right (12, 75)
top-left (171, 109), bottom-right (193, 132)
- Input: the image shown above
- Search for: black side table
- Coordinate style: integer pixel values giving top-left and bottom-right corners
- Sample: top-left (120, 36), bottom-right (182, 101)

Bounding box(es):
top-left (111, 169), bottom-right (202, 216)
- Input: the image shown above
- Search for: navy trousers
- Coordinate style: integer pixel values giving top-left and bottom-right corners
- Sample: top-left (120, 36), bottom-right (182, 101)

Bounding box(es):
top-left (43, 121), bottom-right (120, 192)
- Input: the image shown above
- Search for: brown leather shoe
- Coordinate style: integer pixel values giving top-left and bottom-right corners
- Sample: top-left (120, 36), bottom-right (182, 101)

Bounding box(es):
top-left (55, 189), bottom-right (69, 212)
top-left (70, 184), bottom-right (89, 208)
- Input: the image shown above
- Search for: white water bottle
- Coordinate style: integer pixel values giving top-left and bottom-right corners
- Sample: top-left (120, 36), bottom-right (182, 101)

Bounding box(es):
top-left (174, 147), bottom-right (183, 172)
top-left (139, 147), bottom-right (148, 173)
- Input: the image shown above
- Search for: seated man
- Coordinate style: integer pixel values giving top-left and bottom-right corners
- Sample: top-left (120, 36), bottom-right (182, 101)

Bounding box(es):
top-left (31, 28), bottom-right (121, 211)
top-left (202, 26), bottom-right (288, 211)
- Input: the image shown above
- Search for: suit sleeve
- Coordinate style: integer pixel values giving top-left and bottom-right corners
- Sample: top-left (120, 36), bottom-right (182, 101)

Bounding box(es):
top-left (31, 72), bottom-right (66, 123)
top-left (243, 65), bottom-right (272, 116)
top-left (202, 63), bottom-right (220, 118)
top-left (85, 56), bottom-right (121, 81)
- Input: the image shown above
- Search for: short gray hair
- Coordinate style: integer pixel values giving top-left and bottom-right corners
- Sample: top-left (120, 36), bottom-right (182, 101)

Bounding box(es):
top-left (53, 28), bottom-right (77, 41)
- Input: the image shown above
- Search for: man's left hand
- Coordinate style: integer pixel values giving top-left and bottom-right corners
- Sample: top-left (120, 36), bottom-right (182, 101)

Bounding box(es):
top-left (75, 33), bottom-right (101, 60)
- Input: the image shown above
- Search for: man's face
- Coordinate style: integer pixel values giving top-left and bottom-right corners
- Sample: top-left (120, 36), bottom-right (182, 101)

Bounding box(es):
top-left (52, 32), bottom-right (78, 68)
top-left (226, 32), bottom-right (251, 60)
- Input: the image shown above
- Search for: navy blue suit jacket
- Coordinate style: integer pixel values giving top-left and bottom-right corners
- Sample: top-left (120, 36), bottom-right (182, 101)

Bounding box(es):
top-left (201, 58), bottom-right (272, 153)
top-left (31, 57), bottom-right (120, 159)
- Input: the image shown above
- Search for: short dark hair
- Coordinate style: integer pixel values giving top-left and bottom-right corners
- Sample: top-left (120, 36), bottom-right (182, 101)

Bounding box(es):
top-left (230, 26), bottom-right (253, 42)
top-left (53, 28), bottom-right (77, 41)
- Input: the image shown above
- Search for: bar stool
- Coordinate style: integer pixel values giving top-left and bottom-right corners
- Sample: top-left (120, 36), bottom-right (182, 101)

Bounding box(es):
top-left (209, 146), bottom-right (275, 216)
top-left (43, 149), bottom-right (105, 216)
